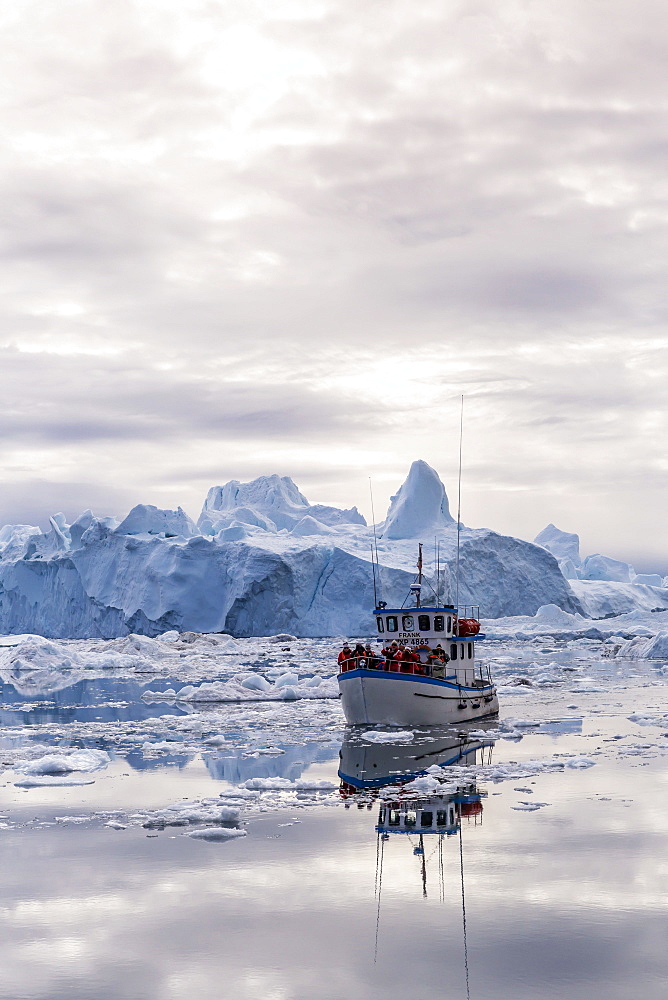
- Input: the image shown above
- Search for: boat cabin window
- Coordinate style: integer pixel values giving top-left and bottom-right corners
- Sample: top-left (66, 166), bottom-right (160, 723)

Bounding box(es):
top-left (420, 811), bottom-right (433, 827)
top-left (402, 614), bottom-right (414, 631)
top-left (404, 810), bottom-right (417, 827)
top-left (376, 617), bottom-right (384, 633)
top-left (468, 642), bottom-right (473, 658)
top-left (386, 616), bottom-right (398, 632)
top-left (433, 615), bottom-right (444, 632)
top-left (447, 616), bottom-right (452, 631)
top-left (436, 810), bottom-right (448, 826)
top-left (388, 809), bottom-right (400, 826)
top-left (450, 643), bottom-right (457, 660)
top-left (418, 614), bottom-right (430, 631)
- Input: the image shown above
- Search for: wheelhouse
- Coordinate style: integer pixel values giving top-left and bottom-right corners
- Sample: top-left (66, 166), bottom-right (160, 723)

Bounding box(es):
top-left (374, 605), bottom-right (484, 662)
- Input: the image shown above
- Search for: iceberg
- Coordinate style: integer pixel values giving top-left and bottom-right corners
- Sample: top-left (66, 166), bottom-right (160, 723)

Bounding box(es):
top-left (534, 523), bottom-right (582, 567)
top-left (533, 523), bottom-right (668, 612)
top-left (580, 553), bottom-right (634, 584)
top-left (115, 505), bottom-right (197, 538)
top-left (2, 460), bottom-right (662, 639)
top-left (632, 573), bottom-right (664, 587)
top-left (382, 460), bottom-right (454, 539)
top-left (569, 580), bottom-right (668, 618)
top-left (199, 474), bottom-right (365, 534)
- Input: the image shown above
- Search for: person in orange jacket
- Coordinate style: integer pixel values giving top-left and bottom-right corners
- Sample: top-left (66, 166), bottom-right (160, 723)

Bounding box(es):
top-left (338, 644), bottom-right (353, 670)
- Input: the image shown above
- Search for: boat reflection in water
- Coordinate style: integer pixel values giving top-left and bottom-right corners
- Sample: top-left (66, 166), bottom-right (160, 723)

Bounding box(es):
top-left (338, 725), bottom-right (495, 986)
top-left (338, 725), bottom-right (494, 891)
top-left (338, 723), bottom-right (494, 801)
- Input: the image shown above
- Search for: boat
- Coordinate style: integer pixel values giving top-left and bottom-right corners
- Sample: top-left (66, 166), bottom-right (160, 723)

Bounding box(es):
top-left (337, 550), bottom-right (499, 726)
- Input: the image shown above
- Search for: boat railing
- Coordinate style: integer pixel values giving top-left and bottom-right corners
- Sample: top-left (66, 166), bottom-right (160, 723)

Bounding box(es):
top-left (339, 656), bottom-right (428, 676)
top-left (454, 663), bottom-right (494, 687)
top-left (338, 656), bottom-right (493, 687)
top-left (456, 604), bottom-right (480, 619)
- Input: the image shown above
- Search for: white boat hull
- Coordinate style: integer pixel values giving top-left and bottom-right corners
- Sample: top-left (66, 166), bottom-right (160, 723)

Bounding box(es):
top-left (338, 668), bottom-right (499, 727)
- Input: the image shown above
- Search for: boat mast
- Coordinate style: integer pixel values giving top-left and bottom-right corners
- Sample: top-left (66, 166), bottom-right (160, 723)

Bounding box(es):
top-left (455, 395), bottom-right (464, 621)
top-left (369, 544), bottom-right (378, 608)
top-left (369, 478), bottom-right (381, 608)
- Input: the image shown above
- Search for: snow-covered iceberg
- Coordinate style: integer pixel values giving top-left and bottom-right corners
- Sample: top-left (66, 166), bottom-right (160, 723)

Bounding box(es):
top-left (533, 521), bottom-right (668, 617)
top-left (382, 460), bottom-right (454, 539)
top-left (1, 460), bottom-right (662, 639)
top-left (199, 474), bottom-right (365, 534)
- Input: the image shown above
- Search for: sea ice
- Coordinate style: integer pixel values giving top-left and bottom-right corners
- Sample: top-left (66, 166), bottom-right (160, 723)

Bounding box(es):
top-left (187, 827), bottom-right (247, 840)
top-left (14, 748), bottom-right (110, 775)
top-left (364, 730), bottom-right (415, 743)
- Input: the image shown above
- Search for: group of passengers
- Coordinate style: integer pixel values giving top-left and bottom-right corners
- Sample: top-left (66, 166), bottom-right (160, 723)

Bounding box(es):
top-left (337, 641), bottom-right (451, 677)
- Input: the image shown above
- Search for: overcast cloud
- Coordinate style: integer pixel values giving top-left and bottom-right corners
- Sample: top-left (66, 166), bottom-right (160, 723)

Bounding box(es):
top-left (0, 0), bottom-right (666, 570)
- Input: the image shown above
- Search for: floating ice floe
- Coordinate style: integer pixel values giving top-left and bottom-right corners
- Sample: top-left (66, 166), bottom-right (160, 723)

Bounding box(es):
top-left (9, 746), bottom-right (111, 786)
top-left (565, 757), bottom-right (597, 768)
top-left (142, 674), bottom-right (338, 703)
top-left (241, 777), bottom-right (336, 791)
top-left (364, 730), bottom-right (414, 743)
top-left (14, 775), bottom-right (98, 787)
top-left (187, 827), bottom-right (247, 841)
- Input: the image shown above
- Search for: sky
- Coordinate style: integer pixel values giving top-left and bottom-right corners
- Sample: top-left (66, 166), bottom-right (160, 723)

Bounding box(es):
top-left (0, 0), bottom-right (666, 572)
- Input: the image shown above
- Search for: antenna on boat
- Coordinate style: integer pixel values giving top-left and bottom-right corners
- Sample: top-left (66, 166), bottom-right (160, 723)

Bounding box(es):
top-left (455, 394), bottom-right (464, 621)
top-left (369, 478), bottom-right (381, 607)
top-left (436, 539), bottom-right (441, 606)
top-left (370, 544), bottom-right (378, 607)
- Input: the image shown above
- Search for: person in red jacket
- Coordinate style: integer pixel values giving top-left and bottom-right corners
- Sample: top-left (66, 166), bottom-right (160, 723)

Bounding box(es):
top-left (337, 644), bottom-right (353, 670)
top-left (397, 645), bottom-right (412, 672)
top-left (409, 647), bottom-right (425, 674)
top-left (384, 642), bottom-right (400, 671)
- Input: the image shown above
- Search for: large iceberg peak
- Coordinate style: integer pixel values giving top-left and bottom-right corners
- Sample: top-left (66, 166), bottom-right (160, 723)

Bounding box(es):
top-left (201, 474), bottom-right (309, 532)
top-left (382, 460), bottom-right (454, 539)
top-left (534, 523), bottom-right (581, 566)
top-left (204, 475), bottom-right (309, 515)
top-left (199, 473), bottom-right (367, 533)
top-left (115, 504), bottom-right (197, 538)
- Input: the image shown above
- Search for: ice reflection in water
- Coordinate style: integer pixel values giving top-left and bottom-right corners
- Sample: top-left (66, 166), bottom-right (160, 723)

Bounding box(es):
top-left (5, 637), bottom-right (668, 999)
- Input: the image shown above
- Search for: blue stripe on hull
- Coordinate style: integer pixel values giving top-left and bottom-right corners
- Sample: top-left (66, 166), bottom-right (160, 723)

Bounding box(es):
top-left (338, 667), bottom-right (493, 696)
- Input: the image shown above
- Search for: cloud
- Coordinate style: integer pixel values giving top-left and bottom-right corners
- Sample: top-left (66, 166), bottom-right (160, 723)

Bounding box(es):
top-left (0, 0), bottom-right (666, 568)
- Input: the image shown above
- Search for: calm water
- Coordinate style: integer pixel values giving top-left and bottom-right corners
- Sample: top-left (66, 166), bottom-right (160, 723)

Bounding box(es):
top-left (2, 646), bottom-right (668, 999)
